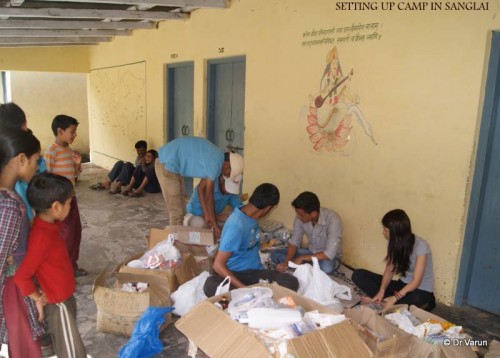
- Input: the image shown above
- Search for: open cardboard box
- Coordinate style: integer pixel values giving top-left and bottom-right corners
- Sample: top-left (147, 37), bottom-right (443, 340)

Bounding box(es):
top-left (148, 226), bottom-right (217, 273)
top-left (149, 226), bottom-right (216, 256)
top-left (345, 305), bottom-right (413, 357)
top-left (382, 304), bottom-right (477, 357)
top-left (176, 283), bottom-right (373, 358)
top-left (118, 227), bottom-right (202, 293)
top-left (93, 265), bottom-right (172, 336)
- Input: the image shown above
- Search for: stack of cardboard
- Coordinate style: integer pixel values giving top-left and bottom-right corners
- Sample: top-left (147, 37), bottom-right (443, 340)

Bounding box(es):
top-left (93, 226), bottom-right (216, 336)
top-left (158, 226), bottom-right (217, 273)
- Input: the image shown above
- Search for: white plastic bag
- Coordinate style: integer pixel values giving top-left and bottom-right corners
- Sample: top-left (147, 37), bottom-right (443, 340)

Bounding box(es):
top-left (153, 233), bottom-right (181, 261)
top-left (215, 276), bottom-right (231, 296)
top-left (290, 257), bottom-right (351, 311)
top-left (289, 261), bottom-right (313, 296)
top-left (171, 271), bottom-right (210, 316)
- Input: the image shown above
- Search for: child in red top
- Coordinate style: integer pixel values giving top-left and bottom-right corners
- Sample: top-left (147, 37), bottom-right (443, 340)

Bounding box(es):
top-left (14, 173), bottom-right (87, 358)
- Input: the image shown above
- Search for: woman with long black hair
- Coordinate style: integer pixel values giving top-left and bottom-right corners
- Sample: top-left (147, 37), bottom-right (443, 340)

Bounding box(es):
top-left (352, 209), bottom-right (436, 311)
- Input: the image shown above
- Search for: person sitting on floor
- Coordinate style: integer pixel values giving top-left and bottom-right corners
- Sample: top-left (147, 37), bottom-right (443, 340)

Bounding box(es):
top-left (351, 209), bottom-right (436, 311)
top-left (90, 140), bottom-right (147, 193)
top-left (203, 183), bottom-right (299, 297)
top-left (121, 150), bottom-right (161, 197)
top-left (271, 191), bottom-right (343, 274)
top-left (184, 173), bottom-right (242, 228)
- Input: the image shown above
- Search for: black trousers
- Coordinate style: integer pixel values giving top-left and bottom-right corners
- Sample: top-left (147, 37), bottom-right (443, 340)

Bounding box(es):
top-left (203, 269), bottom-right (299, 297)
top-left (352, 268), bottom-right (436, 311)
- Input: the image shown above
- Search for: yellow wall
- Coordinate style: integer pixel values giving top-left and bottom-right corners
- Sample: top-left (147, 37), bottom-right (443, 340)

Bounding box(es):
top-left (10, 71), bottom-right (90, 155)
top-left (86, 0), bottom-right (499, 304)
top-left (0, 47), bottom-right (89, 73)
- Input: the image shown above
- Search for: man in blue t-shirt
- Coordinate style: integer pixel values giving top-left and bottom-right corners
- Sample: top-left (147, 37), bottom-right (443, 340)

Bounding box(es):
top-left (156, 137), bottom-right (243, 236)
top-left (203, 183), bottom-right (299, 297)
top-left (184, 173), bottom-right (243, 228)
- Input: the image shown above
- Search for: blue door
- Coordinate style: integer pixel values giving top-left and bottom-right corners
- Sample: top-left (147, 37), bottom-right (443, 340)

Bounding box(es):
top-left (458, 32), bottom-right (500, 314)
top-left (167, 62), bottom-right (194, 196)
top-left (207, 56), bottom-right (246, 155)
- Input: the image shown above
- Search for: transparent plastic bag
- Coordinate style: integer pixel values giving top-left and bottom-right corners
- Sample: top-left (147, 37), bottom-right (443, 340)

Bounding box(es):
top-left (227, 287), bottom-right (276, 321)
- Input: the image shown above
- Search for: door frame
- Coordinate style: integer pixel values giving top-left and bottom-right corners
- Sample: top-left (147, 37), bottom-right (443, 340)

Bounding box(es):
top-left (206, 55), bottom-right (246, 147)
top-left (164, 61), bottom-right (194, 142)
top-left (455, 31), bottom-right (500, 305)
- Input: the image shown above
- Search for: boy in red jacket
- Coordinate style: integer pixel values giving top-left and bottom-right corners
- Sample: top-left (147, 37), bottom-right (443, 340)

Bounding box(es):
top-left (14, 173), bottom-right (87, 358)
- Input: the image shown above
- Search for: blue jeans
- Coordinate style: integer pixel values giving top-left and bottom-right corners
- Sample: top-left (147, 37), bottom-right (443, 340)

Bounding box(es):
top-left (271, 248), bottom-right (340, 274)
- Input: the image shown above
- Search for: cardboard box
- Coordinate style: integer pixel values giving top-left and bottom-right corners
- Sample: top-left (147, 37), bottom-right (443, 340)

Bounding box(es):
top-left (118, 227), bottom-right (202, 293)
top-left (148, 227), bottom-right (216, 272)
top-left (119, 251), bottom-right (199, 293)
top-left (382, 305), bottom-right (477, 358)
top-left (149, 226), bottom-right (215, 253)
top-left (176, 283), bottom-right (373, 358)
top-left (407, 305), bottom-right (477, 358)
top-left (345, 306), bottom-right (412, 357)
top-left (194, 255), bottom-right (214, 274)
top-left (93, 266), bottom-right (172, 336)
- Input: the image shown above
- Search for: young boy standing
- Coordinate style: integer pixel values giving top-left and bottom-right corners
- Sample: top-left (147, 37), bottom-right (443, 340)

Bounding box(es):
top-left (44, 115), bottom-right (87, 277)
top-left (14, 173), bottom-right (87, 358)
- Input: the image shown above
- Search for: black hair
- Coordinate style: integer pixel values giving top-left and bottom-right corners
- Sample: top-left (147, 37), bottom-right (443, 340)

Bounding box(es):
top-left (135, 140), bottom-right (147, 149)
top-left (291, 191), bottom-right (320, 213)
top-left (249, 183), bottom-right (280, 209)
top-left (0, 129), bottom-right (40, 173)
top-left (147, 149), bottom-right (158, 158)
top-left (51, 114), bottom-right (79, 136)
top-left (382, 209), bottom-right (415, 277)
top-left (27, 173), bottom-right (74, 214)
top-left (0, 102), bottom-right (27, 130)
top-left (224, 152), bottom-right (230, 162)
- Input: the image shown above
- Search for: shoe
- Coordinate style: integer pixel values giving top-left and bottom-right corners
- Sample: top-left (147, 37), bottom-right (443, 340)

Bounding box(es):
top-left (109, 181), bottom-right (122, 194)
top-left (75, 268), bottom-right (88, 277)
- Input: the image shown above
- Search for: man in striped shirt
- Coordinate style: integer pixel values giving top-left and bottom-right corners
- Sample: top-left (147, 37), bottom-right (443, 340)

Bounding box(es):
top-left (44, 115), bottom-right (87, 277)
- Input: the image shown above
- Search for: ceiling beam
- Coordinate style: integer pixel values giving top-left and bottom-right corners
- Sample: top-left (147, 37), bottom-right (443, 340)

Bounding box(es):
top-left (0, 7), bottom-right (189, 20)
top-left (0, 28), bottom-right (130, 36)
top-left (0, 43), bottom-right (98, 47)
top-left (34, 0), bottom-right (227, 7)
top-left (0, 36), bottom-right (111, 43)
top-left (0, 19), bottom-right (156, 29)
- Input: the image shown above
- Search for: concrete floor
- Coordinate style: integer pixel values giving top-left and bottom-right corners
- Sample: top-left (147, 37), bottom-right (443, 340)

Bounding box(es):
top-left (75, 163), bottom-right (500, 357)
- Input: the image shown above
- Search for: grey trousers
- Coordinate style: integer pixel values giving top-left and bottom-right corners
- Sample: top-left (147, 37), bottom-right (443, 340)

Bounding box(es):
top-left (44, 296), bottom-right (87, 358)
